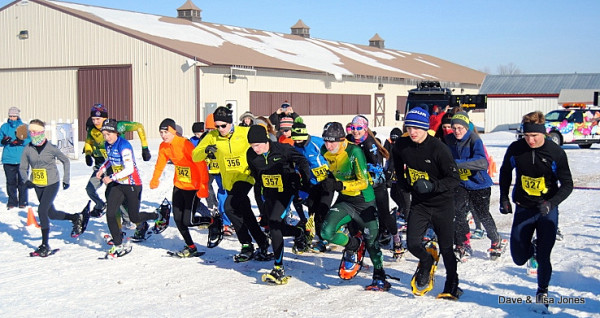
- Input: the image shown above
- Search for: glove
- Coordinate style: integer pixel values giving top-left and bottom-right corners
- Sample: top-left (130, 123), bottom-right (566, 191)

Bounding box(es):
top-left (499, 197), bottom-right (513, 214)
top-left (24, 180), bottom-right (35, 189)
top-left (149, 178), bottom-right (159, 189)
top-left (322, 177), bottom-right (343, 192)
top-left (1, 136), bottom-right (11, 145)
top-left (298, 190), bottom-right (309, 201)
top-left (10, 139), bottom-right (23, 146)
top-left (85, 155), bottom-right (93, 167)
top-left (205, 145), bottom-right (217, 160)
top-left (538, 200), bottom-right (552, 216)
top-left (63, 183), bottom-right (70, 190)
top-left (413, 178), bottom-right (434, 194)
top-left (141, 147), bottom-right (151, 161)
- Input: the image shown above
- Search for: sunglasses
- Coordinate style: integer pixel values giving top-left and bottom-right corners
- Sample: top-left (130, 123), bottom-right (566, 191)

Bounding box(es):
top-left (215, 124), bottom-right (229, 129)
top-left (350, 126), bottom-right (364, 131)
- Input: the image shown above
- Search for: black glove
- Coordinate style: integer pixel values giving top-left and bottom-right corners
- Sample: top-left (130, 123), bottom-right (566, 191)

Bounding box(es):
top-left (1, 136), bottom-right (11, 145)
top-left (322, 177), bottom-right (343, 192)
top-left (499, 197), bottom-right (513, 214)
top-left (413, 178), bottom-right (434, 194)
top-left (205, 145), bottom-right (218, 160)
top-left (24, 180), bottom-right (35, 189)
top-left (538, 200), bottom-right (552, 216)
top-left (141, 147), bottom-right (151, 161)
top-left (63, 182), bottom-right (70, 190)
top-left (10, 139), bottom-right (23, 146)
top-left (85, 155), bottom-right (93, 167)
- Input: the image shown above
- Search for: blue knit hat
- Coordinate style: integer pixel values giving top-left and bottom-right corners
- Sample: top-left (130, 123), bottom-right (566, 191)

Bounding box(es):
top-left (404, 107), bottom-right (430, 130)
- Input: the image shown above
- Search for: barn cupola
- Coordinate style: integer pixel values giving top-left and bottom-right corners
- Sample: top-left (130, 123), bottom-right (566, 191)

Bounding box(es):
top-left (291, 19), bottom-right (310, 38)
top-left (177, 0), bottom-right (202, 22)
top-left (369, 33), bottom-right (384, 49)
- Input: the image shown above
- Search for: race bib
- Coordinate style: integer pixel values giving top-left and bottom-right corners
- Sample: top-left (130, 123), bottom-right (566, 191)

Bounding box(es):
top-left (100, 149), bottom-right (107, 158)
top-left (208, 160), bottom-right (220, 174)
top-left (262, 174), bottom-right (283, 192)
top-left (521, 175), bottom-right (547, 196)
top-left (406, 167), bottom-right (429, 186)
top-left (175, 166), bottom-right (191, 184)
top-left (224, 155), bottom-right (243, 172)
top-left (312, 164), bottom-right (329, 182)
top-left (31, 168), bottom-right (48, 186)
top-left (111, 165), bottom-right (128, 182)
top-left (458, 168), bottom-right (472, 181)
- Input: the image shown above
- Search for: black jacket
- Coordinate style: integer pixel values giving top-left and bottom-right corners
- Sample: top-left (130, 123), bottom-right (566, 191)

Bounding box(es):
top-left (499, 138), bottom-right (573, 209)
top-left (392, 134), bottom-right (460, 207)
top-left (246, 141), bottom-right (311, 195)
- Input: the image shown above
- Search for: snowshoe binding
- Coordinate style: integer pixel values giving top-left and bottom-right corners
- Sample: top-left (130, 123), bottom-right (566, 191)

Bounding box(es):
top-left (527, 239), bottom-right (538, 275)
top-left (488, 238), bottom-right (508, 260)
top-left (233, 244), bottom-right (255, 263)
top-left (454, 243), bottom-right (472, 263)
top-left (292, 228), bottom-right (310, 254)
top-left (411, 241), bottom-right (440, 296)
top-left (254, 245), bottom-right (274, 261)
top-left (104, 232), bottom-right (126, 245)
top-left (152, 198), bottom-right (171, 234)
top-left (90, 203), bottom-right (106, 218)
top-left (392, 240), bottom-right (406, 261)
top-left (103, 243), bottom-right (132, 259)
top-left (365, 268), bottom-right (391, 291)
top-left (131, 222), bottom-right (150, 242)
top-left (207, 212), bottom-right (224, 248)
top-left (29, 244), bottom-right (59, 257)
top-left (471, 229), bottom-right (485, 239)
top-left (304, 214), bottom-right (316, 243)
top-left (167, 245), bottom-right (205, 258)
top-left (437, 275), bottom-right (463, 300)
top-left (338, 234), bottom-right (366, 280)
top-left (262, 265), bottom-right (290, 285)
top-left (311, 239), bottom-right (329, 253)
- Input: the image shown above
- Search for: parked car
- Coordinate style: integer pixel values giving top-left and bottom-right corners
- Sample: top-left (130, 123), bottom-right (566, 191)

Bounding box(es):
top-left (543, 105), bottom-right (600, 148)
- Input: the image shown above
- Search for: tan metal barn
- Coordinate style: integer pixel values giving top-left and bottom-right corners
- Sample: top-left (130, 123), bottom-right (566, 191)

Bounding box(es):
top-left (0, 0), bottom-right (485, 139)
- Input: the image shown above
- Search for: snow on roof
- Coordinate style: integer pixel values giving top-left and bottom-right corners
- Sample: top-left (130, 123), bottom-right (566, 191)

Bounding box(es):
top-left (48, 0), bottom-right (484, 83)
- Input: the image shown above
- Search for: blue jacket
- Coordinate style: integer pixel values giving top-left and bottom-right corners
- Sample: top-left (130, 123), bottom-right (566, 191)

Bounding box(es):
top-left (1, 118), bottom-right (30, 164)
top-left (444, 130), bottom-right (493, 190)
top-left (293, 135), bottom-right (328, 185)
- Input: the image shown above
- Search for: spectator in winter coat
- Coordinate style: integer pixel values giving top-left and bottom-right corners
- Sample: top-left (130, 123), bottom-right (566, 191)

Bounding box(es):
top-left (239, 111), bottom-right (255, 127)
top-left (1, 106), bottom-right (30, 209)
top-left (269, 101), bottom-right (299, 132)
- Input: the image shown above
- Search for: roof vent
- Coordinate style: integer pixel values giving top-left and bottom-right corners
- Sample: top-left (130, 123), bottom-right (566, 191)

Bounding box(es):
top-left (369, 33), bottom-right (384, 49)
top-left (291, 19), bottom-right (310, 38)
top-left (177, 0), bottom-right (202, 22)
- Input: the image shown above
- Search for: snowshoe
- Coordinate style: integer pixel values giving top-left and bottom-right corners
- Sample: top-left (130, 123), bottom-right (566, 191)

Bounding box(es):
top-left (131, 222), bottom-right (150, 242)
top-left (70, 212), bottom-right (84, 238)
top-left (292, 228), bottom-right (310, 254)
top-left (471, 229), bottom-right (485, 239)
top-left (411, 241), bottom-right (439, 296)
top-left (223, 225), bottom-right (234, 236)
top-left (166, 245), bottom-right (205, 258)
top-left (262, 266), bottom-right (290, 285)
top-left (103, 243), bottom-right (132, 259)
top-left (338, 234), bottom-right (366, 280)
top-left (207, 212), bottom-right (224, 248)
top-left (29, 244), bottom-right (59, 257)
top-left (527, 257), bottom-right (538, 275)
top-left (71, 201), bottom-right (91, 238)
top-left (90, 203), bottom-right (106, 218)
top-left (233, 244), bottom-right (255, 263)
top-left (392, 241), bottom-right (406, 261)
top-left (454, 243), bottom-right (472, 263)
top-left (378, 230), bottom-right (392, 247)
top-left (104, 232), bottom-right (126, 245)
top-left (311, 239), bottom-right (329, 253)
top-left (304, 214), bottom-right (316, 243)
top-left (152, 198), bottom-right (172, 234)
top-left (254, 246), bottom-right (274, 261)
top-left (365, 268), bottom-right (391, 291)
top-left (437, 275), bottom-right (463, 300)
top-left (488, 238), bottom-right (508, 260)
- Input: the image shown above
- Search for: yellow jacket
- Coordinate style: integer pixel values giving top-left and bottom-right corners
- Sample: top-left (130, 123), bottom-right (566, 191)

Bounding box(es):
top-left (192, 126), bottom-right (254, 191)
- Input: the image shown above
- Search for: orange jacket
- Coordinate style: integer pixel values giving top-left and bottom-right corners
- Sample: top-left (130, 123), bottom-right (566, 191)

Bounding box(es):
top-left (150, 135), bottom-right (209, 198)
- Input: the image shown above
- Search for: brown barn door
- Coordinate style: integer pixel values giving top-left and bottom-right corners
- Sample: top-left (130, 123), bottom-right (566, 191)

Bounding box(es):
top-left (374, 94), bottom-right (385, 127)
top-left (77, 66), bottom-right (133, 140)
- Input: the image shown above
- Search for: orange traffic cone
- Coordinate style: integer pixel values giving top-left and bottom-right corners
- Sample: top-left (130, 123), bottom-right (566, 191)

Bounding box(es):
top-left (26, 207), bottom-right (41, 228)
top-left (488, 156), bottom-right (498, 178)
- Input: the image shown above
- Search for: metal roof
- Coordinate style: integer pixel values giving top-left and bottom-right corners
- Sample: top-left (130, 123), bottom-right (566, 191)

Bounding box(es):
top-left (558, 89), bottom-right (599, 104)
top-left (480, 73), bottom-right (600, 95)
top-left (22, 0), bottom-right (485, 85)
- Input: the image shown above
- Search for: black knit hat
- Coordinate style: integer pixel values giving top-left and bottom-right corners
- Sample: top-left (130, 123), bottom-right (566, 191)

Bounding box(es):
top-left (247, 124), bottom-right (270, 143)
top-left (192, 122), bottom-right (204, 133)
top-left (291, 122), bottom-right (309, 141)
top-left (101, 118), bottom-right (119, 133)
top-left (91, 103), bottom-right (108, 118)
top-left (159, 118), bottom-right (176, 132)
top-left (322, 122), bottom-right (346, 142)
top-left (213, 106), bottom-right (233, 124)
top-left (390, 128), bottom-right (402, 141)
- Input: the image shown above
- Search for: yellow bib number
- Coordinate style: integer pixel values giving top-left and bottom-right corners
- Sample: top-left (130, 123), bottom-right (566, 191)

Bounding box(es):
top-left (176, 166), bottom-right (192, 184)
top-left (407, 167), bottom-right (429, 186)
top-left (312, 164), bottom-right (329, 182)
top-left (208, 160), bottom-right (220, 174)
top-left (458, 168), bottom-right (472, 181)
top-left (224, 156), bottom-right (242, 172)
top-left (31, 168), bottom-right (48, 186)
top-left (262, 174), bottom-right (283, 192)
top-left (111, 165), bottom-right (128, 182)
top-left (99, 149), bottom-right (107, 158)
top-left (521, 175), bottom-right (547, 196)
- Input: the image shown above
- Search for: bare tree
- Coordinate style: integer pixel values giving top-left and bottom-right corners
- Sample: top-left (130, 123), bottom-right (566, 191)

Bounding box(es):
top-left (479, 66), bottom-right (492, 74)
top-left (497, 63), bottom-right (521, 75)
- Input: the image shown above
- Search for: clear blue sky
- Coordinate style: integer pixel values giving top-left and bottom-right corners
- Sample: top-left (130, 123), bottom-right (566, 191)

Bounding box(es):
top-left (3, 0), bottom-right (599, 74)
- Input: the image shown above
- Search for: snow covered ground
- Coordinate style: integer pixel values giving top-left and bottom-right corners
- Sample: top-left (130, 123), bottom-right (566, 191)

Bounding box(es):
top-left (0, 131), bottom-right (599, 317)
